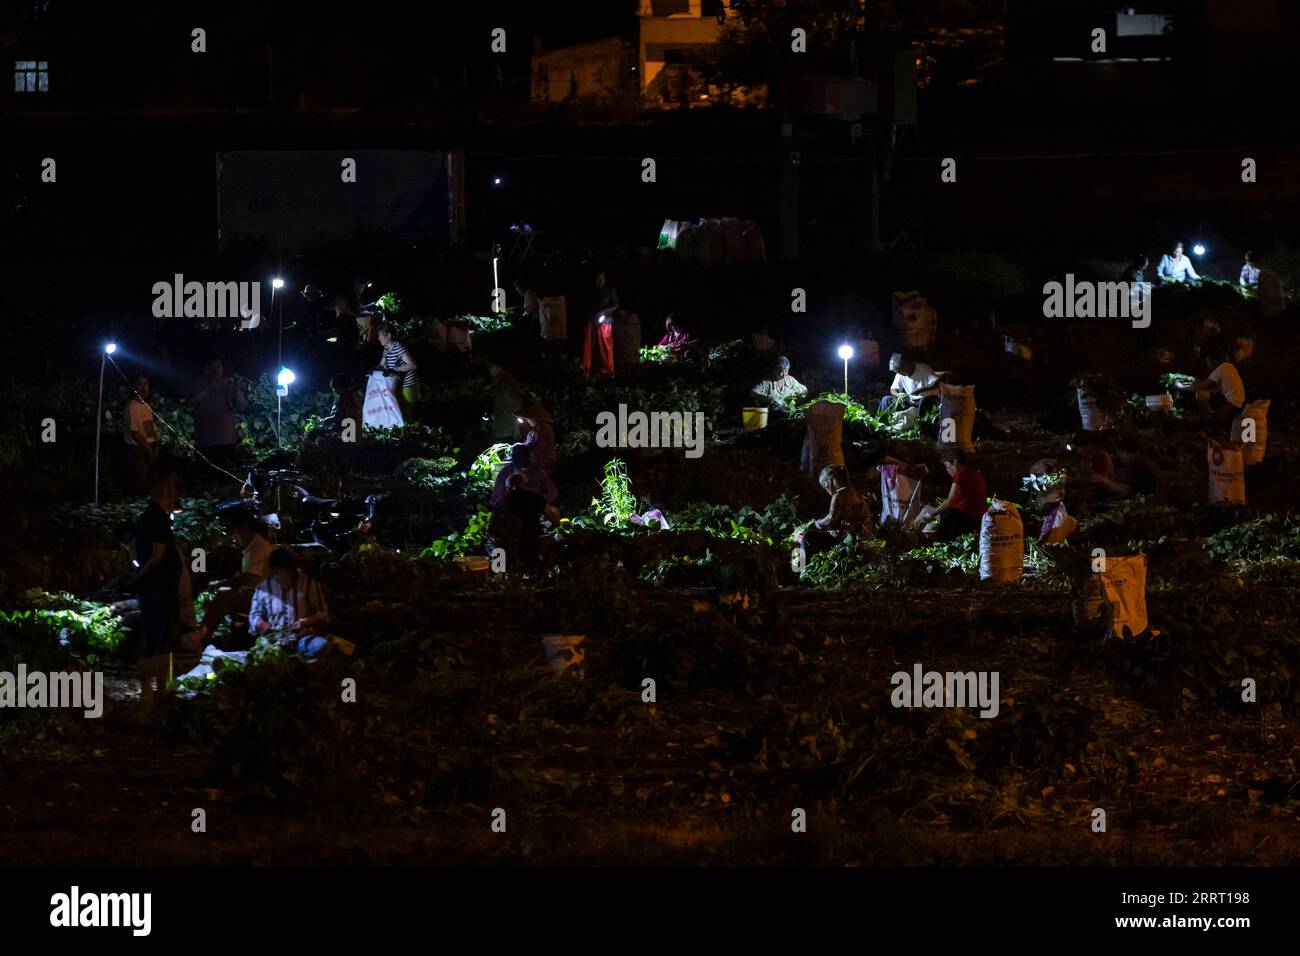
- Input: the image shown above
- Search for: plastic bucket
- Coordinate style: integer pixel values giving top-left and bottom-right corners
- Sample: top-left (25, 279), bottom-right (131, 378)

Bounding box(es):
top-left (1145, 394), bottom-right (1173, 413)
top-left (541, 635), bottom-right (585, 674)
top-left (742, 407), bottom-right (769, 431)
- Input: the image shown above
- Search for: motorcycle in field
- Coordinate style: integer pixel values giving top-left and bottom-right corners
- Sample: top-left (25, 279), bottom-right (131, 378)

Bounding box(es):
top-left (218, 468), bottom-right (382, 557)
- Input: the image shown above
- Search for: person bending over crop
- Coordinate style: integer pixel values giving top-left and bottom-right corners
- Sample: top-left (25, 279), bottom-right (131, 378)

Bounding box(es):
top-left (1178, 348), bottom-right (1244, 419)
top-left (488, 472), bottom-right (548, 577)
top-left (751, 356), bottom-right (807, 408)
top-left (321, 373), bottom-right (363, 433)
top-left (201, 510), bottom-right (273, 642)
top-left (491, 442), bottom-right (559, 523)
top-left (1087, 433), bottom-right (1165, 501)
top-left (881, 353), bottom-right (940, 417)
top-left (913, 449), bottom-right (988, 542)
top-left (249, 549), bottom-right (333, 656)
top-left (798, 466), bottom-right (873, 568)
top-left (658, 315), bottom-right (696, 358)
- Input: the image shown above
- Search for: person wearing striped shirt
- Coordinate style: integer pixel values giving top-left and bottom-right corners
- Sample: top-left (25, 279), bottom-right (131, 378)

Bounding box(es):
top-left (249, 549), bottom-right (332, 656)
top-left (376, 321), bottom-right (420, 416)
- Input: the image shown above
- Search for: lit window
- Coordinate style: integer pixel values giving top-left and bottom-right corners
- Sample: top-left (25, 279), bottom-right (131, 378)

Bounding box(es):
top-left (14, 60), bottom-right (49, 93)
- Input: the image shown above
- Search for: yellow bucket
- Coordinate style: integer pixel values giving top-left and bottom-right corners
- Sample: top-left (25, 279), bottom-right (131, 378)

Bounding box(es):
top-left (742, 407), bottom-right (769, 431)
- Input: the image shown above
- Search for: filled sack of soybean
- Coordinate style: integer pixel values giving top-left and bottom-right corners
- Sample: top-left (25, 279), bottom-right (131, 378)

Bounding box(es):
top-left (979, 499), bottom-right (1024, 583)
top-left (1076, 387), bottom-right (1112, 432)
top-left (879, 464), bottom-right (923, 525)
top-left (1038, 502), bottom-right (1077, 544)
top-left (612, 311), bottom-right (641, 376)
top-left (1231, 399), bottom-right (1269, 466)
top-left (937, 383), bottom-right (975, 451)
top-left (539, 296), bottom-right (567, 341)
top-left (800, 400), bottom-right (845, 476)
top-left (362, 370), bottom-right (405, 430)
top-left (1207, 438), bottom-right (1245, 504)
top-left (1077, 554), bottom-right (1148, 639)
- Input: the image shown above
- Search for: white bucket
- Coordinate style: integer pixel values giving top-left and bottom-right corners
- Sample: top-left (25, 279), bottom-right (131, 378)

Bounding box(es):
top-left (1145, 394), bottom-right (1173, 413)
top-left (541, 635), bottom-right (585, 674)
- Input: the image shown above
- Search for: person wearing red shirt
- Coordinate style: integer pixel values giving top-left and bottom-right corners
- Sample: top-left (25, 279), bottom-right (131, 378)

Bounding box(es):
top-left (915, 449), bottom-right (988, 541)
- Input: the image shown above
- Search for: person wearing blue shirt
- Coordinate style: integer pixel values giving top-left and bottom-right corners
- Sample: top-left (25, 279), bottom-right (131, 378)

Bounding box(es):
top-left (1156, 242), bottom-right (1199, 282)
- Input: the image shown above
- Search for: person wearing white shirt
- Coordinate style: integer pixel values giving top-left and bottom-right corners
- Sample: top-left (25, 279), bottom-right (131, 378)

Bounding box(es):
top-left (199, 512), bottom-right (275, 640)
top-left (881, 353), bottom-right (941, 416)
top-left (751, 356), bottom-right (808, 407)
top-left (1156, 242), bottom-right (1199, 283)
top-left (249, 549), bottom-right (333, 656)
top-left (1239, 251), bottom-right (1260, 288)
top-left (1179, 349), bottom-right (1244, 415)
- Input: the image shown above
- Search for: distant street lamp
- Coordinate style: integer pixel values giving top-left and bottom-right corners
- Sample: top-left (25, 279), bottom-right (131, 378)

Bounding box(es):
top-left (838, 344), bottom-right (854, 396)
top-left (94, 342), bottom-right (117, 507)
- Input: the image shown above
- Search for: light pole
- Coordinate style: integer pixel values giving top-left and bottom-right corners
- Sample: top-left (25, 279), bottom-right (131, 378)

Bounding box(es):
top-left (492, 254), bottom-right (501, 314)
top-left (838, 344), bottom-right (854, 396)
top-left (271, 276), bottom-right (285, 378)
top-left (275, 366), bottom-right (295, 446)
top-left (94, 342), bottom-right (117, 507)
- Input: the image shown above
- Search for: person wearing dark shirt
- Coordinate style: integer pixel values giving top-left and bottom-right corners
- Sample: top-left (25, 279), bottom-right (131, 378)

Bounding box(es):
top-left (915, 449), bottom-right (988, 541)
top-left (1089, 434), bottom-right (1165, 501)
top-left (134, 473), bottom-right (182, 705)
top-left (321, 373), bottom-right (363, 433)
top-left (1121, 255), bottom-right (1150, 313)
top-left (582, 272), bottom-right (619, 378)
top-left (588, 271), bottom-right (620, 319)
top-left (1121, 255), bottom-right (1148, 285)
top-left (491, 443), bottom-right (559, 522)
top-left (488, 472), bottom-right (548, 576)
top-left (190, 359), bottom-right (247, 470)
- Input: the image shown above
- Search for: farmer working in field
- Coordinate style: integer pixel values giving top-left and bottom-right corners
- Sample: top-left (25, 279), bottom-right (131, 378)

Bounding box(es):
top-left (200, 510), bottom-right (273, 641)
top-left (913, 449), bottom-right (988, 541)
top-left (491, 442), bottom-right (559, 523)
top-left (376, 321), bottom-right (420, 418)
top-left (1156, 241), bottom-right (1199, 283)
top-left (488, 471), bottom-right (548, 577)
top-left (797, 465), bottom-right (873, 570)
top-left (1178, 347), bottom-right (1244, 418)
top-left (133, 472), bottom-right (181, 706)
top-left (581, 271), bottom-right (619, 378)
top-left (487, 362), bottom-right (524, 440)
top-left (321, 373), bottom-right (363, 433)
top-left (750, 355), bottom-right (807, 407)
top-left (249, 549), bottom-right (334, 656)
top-left (881, 353), bottom-right (941, 417)
top-left (1086, 433), bottom-right (1166, 501)
top-left (658, 315), bottom-right (697, 359)
top-left (517, 394), bottom-right (557, 475)
top-left (123, 373), bottom-right (160, 493)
